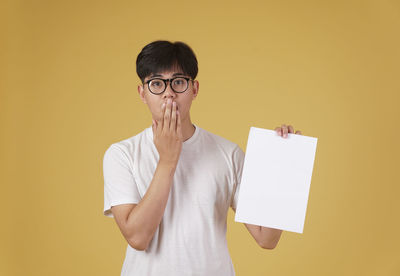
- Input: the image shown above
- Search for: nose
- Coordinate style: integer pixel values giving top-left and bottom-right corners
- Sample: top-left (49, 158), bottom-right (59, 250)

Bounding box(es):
top-left (162, 81), bottom-right (176, 100)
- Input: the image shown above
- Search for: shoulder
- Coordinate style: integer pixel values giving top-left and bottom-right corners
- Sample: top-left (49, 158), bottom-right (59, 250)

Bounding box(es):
top-left (103, 127), bottom-right (150, 157)
top-left (198, 126), bottom-right (244, 157)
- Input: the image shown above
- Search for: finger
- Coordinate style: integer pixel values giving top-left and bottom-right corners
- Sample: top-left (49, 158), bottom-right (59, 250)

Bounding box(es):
top-left (176, 109), bottom-right (182, 137)
top-left (164, 99), bottom-right (172, 131)
top-left (170, 101), bottom-right (177, 131)
top-left (160, 102), bottom-right (166, 130)
top-left (282, 124), bottom-right (288, 138)
top-left (295, 130), bottom-right (302, 135)
top-left (288, 125), bottom-right (294, 134)
top-left (275, 127), bottom-right (281, 136)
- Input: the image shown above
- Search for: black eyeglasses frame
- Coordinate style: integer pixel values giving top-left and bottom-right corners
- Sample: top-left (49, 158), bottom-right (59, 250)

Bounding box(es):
top-left (143, 77), bottom-right (193, 95)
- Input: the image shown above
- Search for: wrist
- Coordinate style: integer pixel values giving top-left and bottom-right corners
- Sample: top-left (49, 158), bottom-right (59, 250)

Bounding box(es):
top-left (158, 159), bottom-right (178, 170)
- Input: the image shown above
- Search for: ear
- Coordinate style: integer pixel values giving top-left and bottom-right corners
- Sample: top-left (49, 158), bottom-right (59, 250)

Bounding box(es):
top-left (138, 84), bottom-right (147, 104)
top-left (192, 80), bottom-right (199, 100)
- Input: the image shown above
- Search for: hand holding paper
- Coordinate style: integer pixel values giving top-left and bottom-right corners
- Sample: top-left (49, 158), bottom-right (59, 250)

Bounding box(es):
top-left (234, 126), bottom-right (318, 234)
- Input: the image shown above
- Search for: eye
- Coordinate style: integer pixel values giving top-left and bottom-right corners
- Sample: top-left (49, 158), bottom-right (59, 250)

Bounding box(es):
top-left (173, 79), bottom-right (184, 85)
top-left (150, 80), bottom-right (163, 87)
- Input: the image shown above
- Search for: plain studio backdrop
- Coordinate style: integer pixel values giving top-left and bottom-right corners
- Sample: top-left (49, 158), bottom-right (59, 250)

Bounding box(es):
top-left (1, 0), bottom-right (399, 275)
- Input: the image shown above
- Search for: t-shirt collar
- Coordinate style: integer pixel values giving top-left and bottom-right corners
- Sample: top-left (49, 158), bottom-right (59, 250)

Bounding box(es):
top-left (146, 123), bottom-right (200, 146)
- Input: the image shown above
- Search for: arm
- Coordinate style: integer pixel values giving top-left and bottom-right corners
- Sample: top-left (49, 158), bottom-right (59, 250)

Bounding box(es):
top-left (111, 99), bottom-right (182, 251)
top-left (244, 223), bottom-right (283, 249)
top-left (112, 160), bottom-right (177, 251)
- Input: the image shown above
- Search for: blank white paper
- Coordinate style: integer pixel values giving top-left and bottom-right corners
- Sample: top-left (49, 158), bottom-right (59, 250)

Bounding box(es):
top-left (234, 127), bottom-right (318, 233)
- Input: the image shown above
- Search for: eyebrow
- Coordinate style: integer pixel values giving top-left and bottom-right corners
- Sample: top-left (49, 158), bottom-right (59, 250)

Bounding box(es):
top-left (149, 72), bottom-right (186, 78)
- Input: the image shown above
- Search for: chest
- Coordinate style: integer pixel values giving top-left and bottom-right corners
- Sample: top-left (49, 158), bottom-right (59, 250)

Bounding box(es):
top-left (133, 147), bottom-right (234, 212)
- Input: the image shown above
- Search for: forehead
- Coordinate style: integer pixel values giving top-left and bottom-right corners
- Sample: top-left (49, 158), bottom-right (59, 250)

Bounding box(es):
top-left (146, 70), bottom-right (186, 80)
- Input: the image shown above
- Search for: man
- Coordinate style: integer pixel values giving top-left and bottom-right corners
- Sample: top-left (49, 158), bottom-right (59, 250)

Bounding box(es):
top-left (103, 40), bottom-right (303, 275)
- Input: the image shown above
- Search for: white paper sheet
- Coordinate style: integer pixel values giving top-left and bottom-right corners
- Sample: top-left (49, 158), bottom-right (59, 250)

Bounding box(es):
top-left (234, 127), bottom-right (318, 233)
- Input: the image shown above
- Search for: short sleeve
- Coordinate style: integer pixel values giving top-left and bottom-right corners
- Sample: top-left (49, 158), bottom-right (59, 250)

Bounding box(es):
top-left (103, 144), bottom-right (141, 218)
top-left (230, 145), bottom-right (245, 212)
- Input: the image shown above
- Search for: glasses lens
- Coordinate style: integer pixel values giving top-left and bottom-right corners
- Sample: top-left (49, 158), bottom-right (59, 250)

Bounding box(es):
top-left (149, 79), bottom-right (165, 94)
top-left (171, 78), bottom-right (188, 93)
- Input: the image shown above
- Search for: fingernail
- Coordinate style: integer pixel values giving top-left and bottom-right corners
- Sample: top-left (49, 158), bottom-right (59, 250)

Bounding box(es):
top-left (167, 98), bottom-right (172, 104)
top-left (162, 103), bottom-right (165, 109)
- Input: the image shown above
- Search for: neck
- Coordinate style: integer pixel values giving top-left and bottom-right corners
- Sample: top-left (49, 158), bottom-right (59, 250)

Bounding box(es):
top-left (180, 116), bottom-right (196, 142)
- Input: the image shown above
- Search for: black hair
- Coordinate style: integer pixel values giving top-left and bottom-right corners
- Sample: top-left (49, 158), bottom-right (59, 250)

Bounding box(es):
top-left (136, 40), bottom-right (198, 83)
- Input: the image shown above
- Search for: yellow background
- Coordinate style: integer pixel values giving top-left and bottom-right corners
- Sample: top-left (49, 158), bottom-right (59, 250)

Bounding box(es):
top-left (2, 0), bottom-right (399, 275)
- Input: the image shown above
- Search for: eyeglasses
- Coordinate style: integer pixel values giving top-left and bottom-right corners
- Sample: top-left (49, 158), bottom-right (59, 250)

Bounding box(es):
top-left (144, 77), bottom-right (193, 95)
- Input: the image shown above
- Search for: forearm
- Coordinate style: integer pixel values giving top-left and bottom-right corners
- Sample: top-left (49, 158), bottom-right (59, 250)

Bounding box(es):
top-left (126, 160), bottom-right (177, 249)
top-left (258, 227), bottom-right (283, 249)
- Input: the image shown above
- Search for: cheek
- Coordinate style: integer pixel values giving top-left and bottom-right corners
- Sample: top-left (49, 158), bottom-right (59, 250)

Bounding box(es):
top-left (180, 99), bottom-right (193, 113)
top-left (145, 99), bottom-right (162, 118)
top-left (146, 97), bottom-right (160, 110)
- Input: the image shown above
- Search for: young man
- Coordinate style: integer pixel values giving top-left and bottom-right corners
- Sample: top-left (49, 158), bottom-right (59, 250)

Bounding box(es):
top-left (103, 40), bottom-right (302, 275)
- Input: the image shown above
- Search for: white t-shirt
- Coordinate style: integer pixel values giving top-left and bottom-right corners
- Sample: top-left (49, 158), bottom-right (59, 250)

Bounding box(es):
top-left (103, 124), bottom-right (245, 276)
